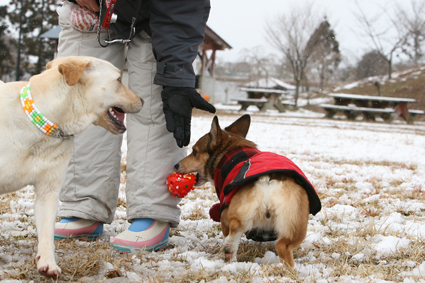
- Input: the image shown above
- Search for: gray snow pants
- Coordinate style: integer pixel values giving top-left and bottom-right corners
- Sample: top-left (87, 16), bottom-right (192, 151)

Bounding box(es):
top-left (56, 18), bottom-right (185, 227)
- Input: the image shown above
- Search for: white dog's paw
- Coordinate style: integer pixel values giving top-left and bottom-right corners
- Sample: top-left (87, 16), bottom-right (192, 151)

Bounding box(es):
top-left (36, 255), bottom-right (61, 278)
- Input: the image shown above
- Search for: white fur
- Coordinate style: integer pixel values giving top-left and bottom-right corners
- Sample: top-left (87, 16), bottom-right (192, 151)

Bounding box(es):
top-left (222, 175), bottom-right (308, 264)
top-left (222, 176), bottom-right (278, 261)
top-left (0, 56), bottom-right (142, 278)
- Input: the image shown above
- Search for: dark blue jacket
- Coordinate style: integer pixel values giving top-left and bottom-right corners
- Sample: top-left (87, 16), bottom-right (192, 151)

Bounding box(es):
top-left (112, 0), bottom-right (210, 88)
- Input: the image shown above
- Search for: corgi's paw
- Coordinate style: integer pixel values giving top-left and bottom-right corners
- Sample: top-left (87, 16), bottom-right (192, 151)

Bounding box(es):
top-left (36, 255), bottom-right (61, 278)
top-left (222, 246), bottom-right (237, 262)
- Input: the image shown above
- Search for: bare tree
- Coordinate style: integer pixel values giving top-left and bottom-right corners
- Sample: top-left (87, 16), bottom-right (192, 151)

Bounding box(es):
top-left (394, 0), bottom-right (425, 65)
top-left (353, 0), bottom-right (408, 79)
top-left (265, 3), bottom-right (319, 106)
top-left (240, 46), bottom-right (272, 82)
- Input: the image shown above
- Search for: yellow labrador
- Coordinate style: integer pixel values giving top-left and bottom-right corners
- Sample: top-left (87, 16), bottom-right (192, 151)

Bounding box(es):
top-left (0, 56), bottom-right (143, 278)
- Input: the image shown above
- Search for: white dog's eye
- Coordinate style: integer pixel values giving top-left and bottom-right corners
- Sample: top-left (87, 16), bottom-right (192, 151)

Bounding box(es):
top-left (117, 77), bottom-right (122, 82)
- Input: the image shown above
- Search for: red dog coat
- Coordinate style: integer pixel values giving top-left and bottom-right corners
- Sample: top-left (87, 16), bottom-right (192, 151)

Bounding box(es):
top-left (210, 147), bottom-right (321, 222)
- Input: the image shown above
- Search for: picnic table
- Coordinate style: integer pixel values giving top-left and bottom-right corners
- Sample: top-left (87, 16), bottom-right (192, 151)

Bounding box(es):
top-left (320, 93), bottom-right (424, 124)
top-left (232, 87), bottom-right (295, 112)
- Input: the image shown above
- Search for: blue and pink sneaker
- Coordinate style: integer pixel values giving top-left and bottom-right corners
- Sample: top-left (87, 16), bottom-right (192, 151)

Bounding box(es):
top-left (110, 218), bottom-right (170, 253)
top-left (54, 217), bottom-right (104, 241)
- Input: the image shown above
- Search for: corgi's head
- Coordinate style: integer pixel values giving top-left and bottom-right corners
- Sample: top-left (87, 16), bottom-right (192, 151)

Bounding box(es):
top-left (174, 114), bottom-right (256, 186)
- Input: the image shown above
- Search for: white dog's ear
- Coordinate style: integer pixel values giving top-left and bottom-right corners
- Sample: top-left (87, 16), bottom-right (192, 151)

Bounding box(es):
top-left (225, 114), bottom-right (251, 138)
top-left (45, 60), bottom-right (53, 70)
top-left (58, 59), bottom-right (91, 86)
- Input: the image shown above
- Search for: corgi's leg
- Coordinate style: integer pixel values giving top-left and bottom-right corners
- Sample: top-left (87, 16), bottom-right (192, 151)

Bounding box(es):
top-left (275, 239), bottom-right (295, 267)
top-left (272, 178), bottom-right (309, 268)
top-left (222, 218), bottom-right (243, 262)
top-left (34, 182), bottom-right (61, 278)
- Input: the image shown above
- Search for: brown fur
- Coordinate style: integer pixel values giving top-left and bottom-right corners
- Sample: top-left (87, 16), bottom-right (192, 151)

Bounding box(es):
top-left (175, 115), bottom-right (310, 267)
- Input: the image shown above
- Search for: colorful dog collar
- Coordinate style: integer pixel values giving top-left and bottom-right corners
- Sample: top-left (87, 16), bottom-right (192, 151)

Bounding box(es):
top-left (20, 84), bottom-right (73, 139)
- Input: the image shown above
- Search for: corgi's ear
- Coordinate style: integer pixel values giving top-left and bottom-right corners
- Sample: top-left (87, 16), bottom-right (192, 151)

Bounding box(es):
top-left (209, 116), bottom-right (222, 149)
top-left (225, 114), bottom-right (251, 138)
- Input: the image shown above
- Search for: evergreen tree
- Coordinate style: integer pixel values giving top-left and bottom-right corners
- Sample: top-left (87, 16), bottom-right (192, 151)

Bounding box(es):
top-left (0, 5), bottom-right (16, 80)
top-left (4, 0), bottom-right (60, 78)
top-left (305, 19), bottom-right (341, 89)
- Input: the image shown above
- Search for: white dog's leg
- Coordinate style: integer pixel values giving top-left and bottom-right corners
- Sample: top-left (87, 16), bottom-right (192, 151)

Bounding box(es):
top-left (34, 184), bottom-right (61, 278)
top-left (222, 231), bottom-right (243, 262)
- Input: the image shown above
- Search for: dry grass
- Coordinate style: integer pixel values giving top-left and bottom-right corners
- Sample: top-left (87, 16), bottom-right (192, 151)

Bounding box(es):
top-left (0, 193), bottom-right (12, 214)
top-left (181, 206), bottom-right (208, 221)
top-left (0, 149), bottom-right (424, 282)
top-left (359, 207), bottom-right (381, 217)
top-left (0, 239), bottom-right (123, 282)
top-left (335, 64), bottom-right (425, 112)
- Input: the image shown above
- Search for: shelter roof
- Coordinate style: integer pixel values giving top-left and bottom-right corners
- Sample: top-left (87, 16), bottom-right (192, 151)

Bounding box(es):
top-left (202, 26), bottom-right (232, 51)
top-left (40, 25), bottom-right (61, 39)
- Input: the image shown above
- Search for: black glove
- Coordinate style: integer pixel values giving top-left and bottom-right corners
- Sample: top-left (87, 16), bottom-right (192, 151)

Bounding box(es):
top-left (161, 86), bottom-right (216, 148)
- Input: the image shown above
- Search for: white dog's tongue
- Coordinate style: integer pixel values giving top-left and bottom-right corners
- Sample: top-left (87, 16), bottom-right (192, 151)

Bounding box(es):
top-left (109, 107), bottom-right (125, 124)
top-left (114, 109), bottom-right (125, 123)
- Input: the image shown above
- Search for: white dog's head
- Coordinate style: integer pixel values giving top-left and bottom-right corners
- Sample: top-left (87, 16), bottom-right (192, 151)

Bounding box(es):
top-left (43, 56), bottom-right (143, 135)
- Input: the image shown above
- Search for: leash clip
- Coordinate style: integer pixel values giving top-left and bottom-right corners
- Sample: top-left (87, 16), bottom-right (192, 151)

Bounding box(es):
top-left (51, 129), bottom-right (74, 140)
top-left (97, 0), bottom-right (136, 48)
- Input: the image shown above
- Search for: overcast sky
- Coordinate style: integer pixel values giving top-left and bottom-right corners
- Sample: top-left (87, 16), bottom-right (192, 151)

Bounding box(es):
top-left (207, 0), bottom-right (407, 63)
top-left (0, 0), bottom-right (411, 64)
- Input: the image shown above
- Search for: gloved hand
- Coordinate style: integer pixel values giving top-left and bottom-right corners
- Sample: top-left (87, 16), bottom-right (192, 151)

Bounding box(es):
top-left (161, 86), bottom-right (216, 147)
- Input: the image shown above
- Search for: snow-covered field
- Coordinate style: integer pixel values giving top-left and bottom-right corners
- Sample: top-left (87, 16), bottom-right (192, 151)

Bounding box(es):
top-left (1, 110), bottom-right (425, 282)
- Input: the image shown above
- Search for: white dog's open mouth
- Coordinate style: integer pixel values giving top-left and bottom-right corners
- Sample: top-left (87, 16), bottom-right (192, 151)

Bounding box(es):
top-left (107, 107), bottom-right (126, 133)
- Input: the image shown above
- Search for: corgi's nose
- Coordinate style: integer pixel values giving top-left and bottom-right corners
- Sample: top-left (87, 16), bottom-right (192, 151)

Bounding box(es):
top-left (174, 163), bottom-right (179, 170)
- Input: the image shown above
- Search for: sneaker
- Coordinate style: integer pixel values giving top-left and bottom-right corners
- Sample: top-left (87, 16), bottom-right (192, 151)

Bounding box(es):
top-left (110, 218), bottom-right (170, 253)
top-left (54, 217), bottom-right (104, 241)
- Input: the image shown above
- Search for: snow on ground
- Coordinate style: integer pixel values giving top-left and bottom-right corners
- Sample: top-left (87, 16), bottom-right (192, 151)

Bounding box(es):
top-left (0, 110), bottom-right (425, 282)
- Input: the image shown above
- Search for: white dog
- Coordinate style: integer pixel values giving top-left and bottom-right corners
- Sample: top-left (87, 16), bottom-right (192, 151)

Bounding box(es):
top-left (0, 56), bottom-right (143, 278)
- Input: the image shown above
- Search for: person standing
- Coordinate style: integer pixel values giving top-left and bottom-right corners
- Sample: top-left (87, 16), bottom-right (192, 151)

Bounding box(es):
top-left (54, 0), bottom-right (215, 252)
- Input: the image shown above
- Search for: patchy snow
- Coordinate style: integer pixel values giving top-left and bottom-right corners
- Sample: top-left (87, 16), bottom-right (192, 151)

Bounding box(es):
top-left (335, 64), bottom-right (425, 93)
top-left (215, 103), bottom-right (325, 119)
top-left (1, 111), bottom-right (425, 282)
top-left (336, 81), bottom-right (359, 90)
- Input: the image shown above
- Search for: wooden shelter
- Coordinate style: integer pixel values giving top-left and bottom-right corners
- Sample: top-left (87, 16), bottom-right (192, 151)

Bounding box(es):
top-left (199, 26), bottom-right (232, 77)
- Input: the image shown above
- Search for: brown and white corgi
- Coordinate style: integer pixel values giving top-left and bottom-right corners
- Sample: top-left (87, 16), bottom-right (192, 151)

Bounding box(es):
top-left (174, 114), bottom-right (321, 267)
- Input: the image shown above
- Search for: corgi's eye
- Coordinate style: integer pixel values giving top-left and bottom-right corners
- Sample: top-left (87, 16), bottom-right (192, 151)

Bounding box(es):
top-left (192, 149), bottom-right (197, 156)
top-left (117, 77), bottom-right (122, 82)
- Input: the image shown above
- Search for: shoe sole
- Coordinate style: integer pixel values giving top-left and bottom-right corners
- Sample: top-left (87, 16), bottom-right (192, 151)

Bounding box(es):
top-left (111, 239), bottom-right (169, 253)
top-left (54, 233), bottom-right (101, 241)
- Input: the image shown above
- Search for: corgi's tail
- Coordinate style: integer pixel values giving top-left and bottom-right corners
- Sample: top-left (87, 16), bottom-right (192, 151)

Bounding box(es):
top-left (268, 176), bottom-right (310, 241)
